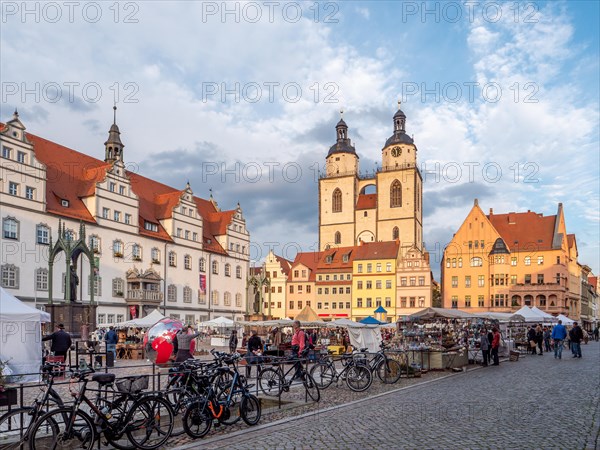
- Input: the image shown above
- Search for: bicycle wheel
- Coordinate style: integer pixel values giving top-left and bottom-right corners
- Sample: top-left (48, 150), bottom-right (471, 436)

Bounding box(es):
top-left (309, 362), bottom-right (335, 389)
top-left (126, 396), bottom-right (174, 450)
top-left (302, 372), bottom-right (321, 403)
top-left (216, 380), bottom-right (242, 425)
top-left (345, 365), bottom-right (372, 392)
top-left (0, 407), bottom-right (35, 449)
top-left (258, 368), bottom-right (283, 397)
top-left (29, 407), bottom-right (95, 450)
top-left (96, 397), bottom-right (138, 450)
top-left (240, 394), bottom-right (261, 426)
top-left (376, 358), bottom-right (402, 384)
top-left (182, 398), bottom-right (212, 438)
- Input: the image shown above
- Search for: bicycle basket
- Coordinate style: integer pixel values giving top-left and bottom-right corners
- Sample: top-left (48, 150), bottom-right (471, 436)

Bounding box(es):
top-left (353, 354), bottom-right (368, 366)
top-left (115, 375), bottom-right (149, 394)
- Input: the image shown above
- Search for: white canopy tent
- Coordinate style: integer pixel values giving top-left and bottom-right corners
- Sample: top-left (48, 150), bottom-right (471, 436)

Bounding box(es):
top-left (117, 309), bottom-right (165, 328)
top-left (474, 312), bottom-right (525, 322)
top-left (198, 316), bottom-right (236, 327)
top-left (514, 306), bottom-right (544, 322)
top-left (556, 314), bottom-right (575, 325)
top-left (0, 287), bottom-right (51, 382)
top-left (530, 306), bottom-right (558, 323)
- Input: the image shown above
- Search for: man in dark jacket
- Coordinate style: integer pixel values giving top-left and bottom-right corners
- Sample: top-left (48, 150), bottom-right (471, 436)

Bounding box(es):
top-left (42, 324), bottom-right (72, 360)
top-left (105, 326), bottom-right (119, 360)
top-left (569, 322), bottom-right (583, 358)
top-left (246, 330), bottom-right (263, 378)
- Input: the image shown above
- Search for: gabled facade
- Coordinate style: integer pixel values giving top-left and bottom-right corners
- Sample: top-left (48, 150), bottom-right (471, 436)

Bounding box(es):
top-left (287, 252), bottom-right (320, 318)
top-left (262, 250), bottom-right (292, 319)
top-left (0, 111), bottom-right (250, 324)
top-left (442, 200), bottom-right (582, 318)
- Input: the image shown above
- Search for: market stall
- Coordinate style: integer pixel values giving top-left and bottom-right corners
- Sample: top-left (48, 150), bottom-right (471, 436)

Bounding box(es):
top-left (113, 309), bottom-right (167, 359)
top-left (197, 316), bottom-right (240, 346)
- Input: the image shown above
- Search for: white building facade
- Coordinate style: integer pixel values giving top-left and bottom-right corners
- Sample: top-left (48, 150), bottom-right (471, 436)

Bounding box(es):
top-left (0, 111), bottom-right (250, 325)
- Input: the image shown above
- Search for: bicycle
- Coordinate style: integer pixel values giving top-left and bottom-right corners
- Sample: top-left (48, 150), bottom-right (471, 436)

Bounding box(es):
top-left (28, 367), bottom-right (174, 450)
top-left (0, 362), bottom-right (65, 449)
top-left (182, 358), bottom-right (261, 438)
top-left (309, 350), bottom-right (373, 392)
top-left (258, 350), bottom-right (320, 402)
top-left (356, 341), bottom-right (404, 384)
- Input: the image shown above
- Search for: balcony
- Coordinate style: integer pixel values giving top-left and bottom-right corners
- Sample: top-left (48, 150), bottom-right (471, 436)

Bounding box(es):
top-left (126, 289), bottom-right (163, 303)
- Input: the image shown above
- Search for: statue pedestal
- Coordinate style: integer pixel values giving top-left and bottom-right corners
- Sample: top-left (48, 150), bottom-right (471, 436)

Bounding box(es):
top-left (46, 303), bottom-right (97, 339)
top-left (244, 313), bottom-right (271, 321)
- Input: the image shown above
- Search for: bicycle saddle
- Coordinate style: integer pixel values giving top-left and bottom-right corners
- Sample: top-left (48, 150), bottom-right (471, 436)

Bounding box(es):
top-left (92, 373), bottom-right (116, 385)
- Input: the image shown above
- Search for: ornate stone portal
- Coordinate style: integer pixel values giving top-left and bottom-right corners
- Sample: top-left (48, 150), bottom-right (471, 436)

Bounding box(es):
top-left (46, 220), bottom-right (97, 337)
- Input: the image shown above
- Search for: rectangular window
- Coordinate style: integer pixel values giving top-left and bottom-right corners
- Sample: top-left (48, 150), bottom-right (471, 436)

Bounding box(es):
top-left (386, 280), bottom-right (392, 289)
top-left (298, 301), bottom-right (302, 310)
top-left (318, 288), bottom-right (322, 294)
top-left (25, 186), bottom-right (35, 200)
top-left (177, 228), bottom-right (182, 237)
top-left (36, 269), bottom-right (48, 291)
top-left (537, 274), bottom-right (544, 284)
top-left (114, 211), bottom-right (121, 222)
top-left (102, 207), bottom-right (109, 219)
top-left (124, 213), bottom-right (131, 225)
top-left (357, 281), bottom-right (363, 290)
top-left (537, 256), bottom-right (544, 265)
top-left (376, 298), bottom-right (381, 307)
top-left (367, 264), bottom-right (372, 273)
top-left (451, 276), bottom-right (458, 288)
top-left (465, 276), bottom-right (471, 288)
top-left (465, 295), bottom-right (471, 307)
top-left (357, 264), bottom-right (363, 273)
top-left (17, 151), bottom-right (26, 163)
top-left (306, 285), bottom-right (311, 293)
top-left (193, 232), bottom-right (198, 241)
top-left (357, 298), bottom-right (362, 308)
top-left (109, 182), bottom-right (116, 192)
top-left (556, 256), bottom-right (560, 264)
top-left (376, 280), bottom-right (382, 289)
top-left (409, 297), bottom-right (416, 308)
top-left (401, 277), bottom-right (407, 286)
top-left (451, 296), bottom-right (458, 308)
top-left (302, 270), bottom-right (307, 277)
top-left (294, 270), bottom-right (299, 278)
top-left (324, 288), bottom-right (329, 295)
top-left (386, 263), bottom-right (392, 272)
top-left (366, 281), bottom-right (372, 289)
top-left (36, 225), bottom-right (49, 244)
top-left (366, 298), bottom-right (372, 308)
top-left (524, 256), bottom-right (531, 266)
top-left (87, 275), bottom-right (101, 296)
top-left (478, 295), bottom-right (484, 307)
top-left (418, 276), bottom-right (425, 286)
top-left (317, 302), bottom-right (322, 309)
top-left (119, 185), bottom-right (126, 195)
top-left (332, 302), bottom-right (336, 309)
top-left (107, 314), bottom-right (115, 324)
top-left (511, 257), bottom-right (517, 266)
top-left (346, 287), bottom-right (351, 294)
top-left (376, 263), bottom-right (382, 272)
top-left (525, 274), bottom-right (531, 284)
top-left (478, 275), bottom-right (484, 287)
top-left (410, 277), bottom-right (416, 286)
top-left (298, 285), bottom-right (303, 292)
top-left (385, 297), bottom-right (391, 307)
top-left (332, 287), bottom-right (337, 294)
top-left (289, 285), bottom-right (294, 294)
top-left (8, 182), bottom-right (18, 196)
top-left (510, 275), bottom-right (517, 285)
top-left (2, 147), bottom-right (12, 159)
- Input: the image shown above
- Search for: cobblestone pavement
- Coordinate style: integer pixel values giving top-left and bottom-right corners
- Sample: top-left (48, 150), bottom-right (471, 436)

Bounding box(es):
top-left (173, 341), bottom-right (600, 450)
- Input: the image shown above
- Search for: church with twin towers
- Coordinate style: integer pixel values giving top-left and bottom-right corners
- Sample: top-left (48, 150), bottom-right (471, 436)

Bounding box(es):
top-left (319, 104), bottom-right (424, 254)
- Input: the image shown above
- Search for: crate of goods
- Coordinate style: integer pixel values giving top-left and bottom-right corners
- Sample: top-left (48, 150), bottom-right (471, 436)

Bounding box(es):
top-left (509, 351), bottom-right (520, 362)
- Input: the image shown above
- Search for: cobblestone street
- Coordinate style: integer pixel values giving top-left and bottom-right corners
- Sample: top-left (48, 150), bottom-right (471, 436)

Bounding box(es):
top-left (174, 342), bottom-right (600, 450)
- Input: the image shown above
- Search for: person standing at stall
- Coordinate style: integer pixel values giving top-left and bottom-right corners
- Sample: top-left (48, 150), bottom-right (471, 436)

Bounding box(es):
top-left (104, 326), bottom-right (118, 360)
top-left (491, 327), bottom-right (501, 366)
top-left (229, 330), bottom-right (238, 354)
top-left (42, 324), bottom-right (72, 361)
top-left (535, 324), bottom-right (544, 355)
top-left (246, 330), bottom-right (263, 378)
top-left (479, 328), bottom-right (489, 367)
top-left (527, 325), bottom-right (537, 355)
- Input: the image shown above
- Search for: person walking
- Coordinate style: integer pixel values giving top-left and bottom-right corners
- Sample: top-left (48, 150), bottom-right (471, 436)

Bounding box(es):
top-left (245, 330), bottom-right (263, 378)
top-left (491, 327), bottom-right (501, 366)
top-left (229, 330), bottom-right (238, 354)
top-left (175, 325), bottom-right (201, 362)
top-left (527, 325), bottom-right (538, 355)
top-left (42, 324), bottom-right (72, 361)
top-left (593, 326), bottom-right (599, 342)
top-left (543, 327), bottom-right (552, 353)
top-left (104, 326), bottom-right (118, 360)
top-left (535, 324), bottom-right (544, 355)
top-left (487, 329), bottom-right (494, 364)
top-left (479, 328), bottom-right (489, 367)
top-left (551, 320), bottom-right (568, 359)
top-left (569, 322), bottom-right (583, 358)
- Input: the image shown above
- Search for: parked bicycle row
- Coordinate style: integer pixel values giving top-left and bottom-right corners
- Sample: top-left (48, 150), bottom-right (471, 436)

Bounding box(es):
top-left (0, 343), bottom-right (408, 449)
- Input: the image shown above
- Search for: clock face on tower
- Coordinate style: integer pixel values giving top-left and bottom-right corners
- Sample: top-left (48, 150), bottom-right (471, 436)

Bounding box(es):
top-left (391, 146), bottom-right (402, 157)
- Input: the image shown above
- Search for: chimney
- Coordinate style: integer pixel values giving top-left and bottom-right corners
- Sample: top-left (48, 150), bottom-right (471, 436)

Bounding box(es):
top-left (489, 208), bottom-right (493, 215)
top-left (474, 198), bottom-right (479, 207)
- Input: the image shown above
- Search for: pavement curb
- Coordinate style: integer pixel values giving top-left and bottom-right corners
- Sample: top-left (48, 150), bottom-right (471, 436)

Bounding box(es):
top-left (172, 365), bottom-right (493, 450)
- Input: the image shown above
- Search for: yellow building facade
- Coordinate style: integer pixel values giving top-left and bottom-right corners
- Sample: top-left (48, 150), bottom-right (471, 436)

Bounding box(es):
top-left (262, 250), bottom-right (291, 319)
top-left (442, 200), bottom-right (579, 318)
top-left (351, 241), bottom-right (399, 322)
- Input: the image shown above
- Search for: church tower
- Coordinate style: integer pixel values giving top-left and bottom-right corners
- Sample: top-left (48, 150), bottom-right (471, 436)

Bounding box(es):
top-left (376, 103), bottom-right (423, 251)
top-left (104, 106), bottom-right (124, 164)
top-left (319, 113), bottom-right (359, 250)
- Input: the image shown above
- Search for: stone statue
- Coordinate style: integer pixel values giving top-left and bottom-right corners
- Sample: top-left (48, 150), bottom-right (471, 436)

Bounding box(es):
top-left (253, 289), bottom-right (261, 314)
top-left (69, 264), bottom-right (79, 302)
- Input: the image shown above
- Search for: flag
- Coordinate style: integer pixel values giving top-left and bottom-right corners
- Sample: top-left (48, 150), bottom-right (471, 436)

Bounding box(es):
top-left (199, 274), bottom-right (206, 294)
top-left (130, 305), bottom-right (137, 319)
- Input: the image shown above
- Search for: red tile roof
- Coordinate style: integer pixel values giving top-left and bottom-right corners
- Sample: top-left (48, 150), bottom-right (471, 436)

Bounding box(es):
top-left (354, 241), bottom-right (400, 260)
top-left (274, 254), bottom-right (292, 276)
top-left (2, 123), bottom-right (235, 255)
top-left (290, 252), bottom-right (322, 281)
top-left (488, 211), bottom-right (557, 252)
top-left (356, 194), bottom-right (377, 210)
top-left (316, 245), bottom-right (356, 271)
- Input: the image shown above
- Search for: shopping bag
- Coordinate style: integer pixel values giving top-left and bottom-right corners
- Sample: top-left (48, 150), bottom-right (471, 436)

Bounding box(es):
top-left (529, 340), bottom-right (537, 348)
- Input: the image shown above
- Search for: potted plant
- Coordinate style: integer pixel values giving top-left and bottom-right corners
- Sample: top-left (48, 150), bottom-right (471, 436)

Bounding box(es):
top-left (0, 359), bottom-right (18, 407)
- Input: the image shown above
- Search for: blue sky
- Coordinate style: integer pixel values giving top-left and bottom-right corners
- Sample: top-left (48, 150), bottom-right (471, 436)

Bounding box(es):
top-left (1, 1), bottom-right (598, 280)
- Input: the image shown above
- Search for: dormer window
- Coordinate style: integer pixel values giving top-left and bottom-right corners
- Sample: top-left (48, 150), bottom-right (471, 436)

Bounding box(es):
top-left (144, 221), bottom-right (158, 232)
top-left (325, 255), bottom-right (333, 264)
top-left (61, 199), bottom-right (69, 207)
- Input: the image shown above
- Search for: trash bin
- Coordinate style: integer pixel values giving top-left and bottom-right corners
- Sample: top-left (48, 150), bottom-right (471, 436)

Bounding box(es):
top-left (106, 351), bottom-right (114, 367)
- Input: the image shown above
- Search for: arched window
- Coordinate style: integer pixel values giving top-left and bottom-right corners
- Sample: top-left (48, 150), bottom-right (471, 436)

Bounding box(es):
top-left (113, 240), bottom-right (124, 257)
top-left (211, 290), bottom-right (219, 305)
top-left (390, 180), bottom-right (402, 207)
top-left (183, 286), bottom-right (192, 303)
top-left (225, 263), bottom-right (231, 277)
top-left (334, 231), bottom-right (341, 244)
top-left (168, 251), bottom-right (177, 267)
top-left (199, 258), bottom-right (206, 272)
top-left (184, 255), bottom-right (192, 270)
top-left (332, 188), bottom-right (342, 213)
top-left (212, 260), bottom-right (219, 275)
top-left (235, 293), bottom-right (242, 307)
top-left (470, 257), bottom-right (483, 267)
top-left (224, 292), bottom-right (232, 306)
top-left (236, 265), bottom-right (242, 278)
top-left (151, 248), bottom-right (160, 263)
top-left (167, 284), bottom-right (177, 302)
top-left (392, 227), bottom-right (399, 240)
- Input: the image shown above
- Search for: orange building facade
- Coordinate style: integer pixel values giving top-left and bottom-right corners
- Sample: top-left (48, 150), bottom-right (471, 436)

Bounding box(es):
top-left (442, 200), bottom-right (581, 318)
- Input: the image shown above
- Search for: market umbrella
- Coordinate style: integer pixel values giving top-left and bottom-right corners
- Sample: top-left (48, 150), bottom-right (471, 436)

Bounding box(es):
top-left (359, 316), bottom-right (384, 325)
